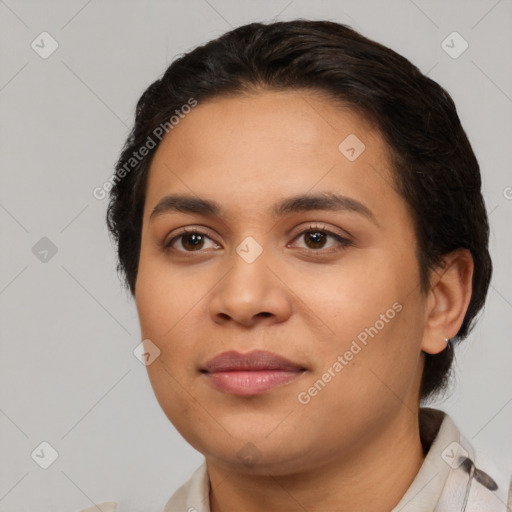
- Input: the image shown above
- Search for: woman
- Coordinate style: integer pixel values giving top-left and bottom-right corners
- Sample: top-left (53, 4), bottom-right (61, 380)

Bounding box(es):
top-left (103, 19), bottom-right (511, 511)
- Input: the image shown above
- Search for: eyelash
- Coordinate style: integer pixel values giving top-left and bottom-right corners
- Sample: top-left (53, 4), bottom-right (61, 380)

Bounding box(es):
top-left (162, 223), bottom-right (353, 255)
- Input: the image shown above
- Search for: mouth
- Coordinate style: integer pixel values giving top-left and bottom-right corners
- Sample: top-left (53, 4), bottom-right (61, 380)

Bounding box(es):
top-left (201, 350), bottom-right (307, 396)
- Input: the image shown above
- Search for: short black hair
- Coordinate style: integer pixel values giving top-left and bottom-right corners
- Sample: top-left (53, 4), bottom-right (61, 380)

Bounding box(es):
top-left (106, 19), bottom-right (492, 401)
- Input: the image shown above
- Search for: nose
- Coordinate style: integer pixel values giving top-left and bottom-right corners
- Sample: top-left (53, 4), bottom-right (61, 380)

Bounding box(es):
top-left (208, 244), bottom-right (293, 328)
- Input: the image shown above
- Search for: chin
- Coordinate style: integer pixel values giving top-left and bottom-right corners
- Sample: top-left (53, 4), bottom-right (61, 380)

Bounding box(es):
top-left (204, 442), bottom-right (313, 476)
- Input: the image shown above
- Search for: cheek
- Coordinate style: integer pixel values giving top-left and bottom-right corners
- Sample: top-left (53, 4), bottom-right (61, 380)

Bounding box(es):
top-left (312, 262), bottom-right (402, 335)
top-left (135, 251), bottom-right (199, 339)
top-left (135, 255), bottom-right (210, 384)
top-left (303, 256), bottom-right (422, 393)
top-left (135, 263), bottom-right (199, 424)
top-left (327, 295), bottom-right (425, 414)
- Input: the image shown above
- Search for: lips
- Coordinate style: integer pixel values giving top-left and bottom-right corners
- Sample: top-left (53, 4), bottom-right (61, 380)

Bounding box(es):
top-left (203, 350), bottom-right (306, 372)
top-left (201, 350), bottom-right (306, 396)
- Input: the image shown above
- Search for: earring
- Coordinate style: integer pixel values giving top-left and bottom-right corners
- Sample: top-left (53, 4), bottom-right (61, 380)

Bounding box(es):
top-left (444, 337), bottom-right (449, 343)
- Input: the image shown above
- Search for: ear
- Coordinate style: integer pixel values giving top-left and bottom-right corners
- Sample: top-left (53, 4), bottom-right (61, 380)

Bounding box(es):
top-left (421, 249), bottom-right (474, 355)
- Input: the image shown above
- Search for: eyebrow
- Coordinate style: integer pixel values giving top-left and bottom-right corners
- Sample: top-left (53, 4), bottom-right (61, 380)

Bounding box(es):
top-left (149, 192), bottom-right (377, 224)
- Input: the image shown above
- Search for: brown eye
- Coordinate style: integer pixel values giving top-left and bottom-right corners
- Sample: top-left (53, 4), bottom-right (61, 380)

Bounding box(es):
top-left (290, 224), bottom-right (353, 253)
top-left (180, 232), bottom-right (206, 251)
top-left (303, 230), bottom-right (328, 249)
top-left (164, 228), bottom-right (219, 253)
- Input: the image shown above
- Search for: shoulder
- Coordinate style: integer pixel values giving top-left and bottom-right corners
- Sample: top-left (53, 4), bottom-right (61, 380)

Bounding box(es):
top-left (399, 407), bottom-right (512, 511)
top-left (161, 460), bottom-right (210, 512)
top-left (73, 463), bottom-right (209, 512)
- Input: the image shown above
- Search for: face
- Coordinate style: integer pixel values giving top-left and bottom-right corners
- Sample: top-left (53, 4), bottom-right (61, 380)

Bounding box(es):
top-left (135, 90), bottom-right (429, 474)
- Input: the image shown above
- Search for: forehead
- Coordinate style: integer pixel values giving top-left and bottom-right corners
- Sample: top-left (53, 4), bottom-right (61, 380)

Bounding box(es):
top-left (143, 90), bottom-right (400, 223)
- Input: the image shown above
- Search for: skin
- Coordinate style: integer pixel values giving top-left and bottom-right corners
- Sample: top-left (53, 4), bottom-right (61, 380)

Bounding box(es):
top-left (135, 89), bottom-right (474, 511)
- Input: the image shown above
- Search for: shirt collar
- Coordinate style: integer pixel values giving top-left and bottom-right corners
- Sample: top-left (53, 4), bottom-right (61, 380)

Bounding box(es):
top-left (392, 408), bottom-right (458, 511)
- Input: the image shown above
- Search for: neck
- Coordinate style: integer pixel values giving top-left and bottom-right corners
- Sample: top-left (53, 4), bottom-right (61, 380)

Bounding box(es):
top-left (207, 409), bottom-right (425, 512)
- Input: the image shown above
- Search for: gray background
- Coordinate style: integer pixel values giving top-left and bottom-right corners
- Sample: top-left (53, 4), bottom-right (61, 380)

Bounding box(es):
top-left (0, 1), bottom-right (511, 511)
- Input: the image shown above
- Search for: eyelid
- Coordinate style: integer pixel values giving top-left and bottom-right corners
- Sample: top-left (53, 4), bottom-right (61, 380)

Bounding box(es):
top-left (288, 222), bottom-right (352, 242)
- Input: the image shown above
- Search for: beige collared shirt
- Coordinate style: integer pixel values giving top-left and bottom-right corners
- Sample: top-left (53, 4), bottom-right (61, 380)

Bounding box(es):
top-left (81, 408), bottom-right (511, 511)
